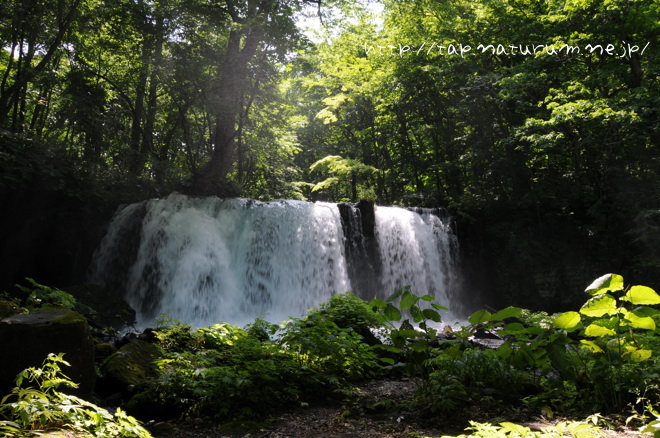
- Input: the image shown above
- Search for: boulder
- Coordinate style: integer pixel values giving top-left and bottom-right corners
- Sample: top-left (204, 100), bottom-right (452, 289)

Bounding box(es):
top-left (0, 308), bottom-right (95, 397)
top-left (98, 339), bottom-right (161, 397)
top-left (94, 342), bottom-right (117, 362)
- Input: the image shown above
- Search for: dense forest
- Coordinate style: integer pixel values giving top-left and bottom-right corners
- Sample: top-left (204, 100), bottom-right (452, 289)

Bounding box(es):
top-left (1, 0), bottom-right (659, 436)
top-left (1, 0), bottom-right (658, 309)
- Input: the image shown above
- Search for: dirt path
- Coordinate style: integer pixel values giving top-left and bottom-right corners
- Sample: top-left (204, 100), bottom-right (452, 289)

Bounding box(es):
top-left (148, 378), bottom-right (647, 438)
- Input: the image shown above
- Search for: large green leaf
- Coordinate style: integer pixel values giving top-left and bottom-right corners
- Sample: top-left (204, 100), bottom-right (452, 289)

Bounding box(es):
top-left (622, 310), bottom-right (656, 330)
top-left (422, 308), bottom-right (442, 323)
top-left (468, 309), bottom-right (491, 324)
top-left (554, 311), bottom-right (581, 330)
top-left (410, 305), bottom-right (423, 322)
top-left (491, 306), bottom-right (522, 321)
top-left (584, 323), bottom-right (616, 337)
top-left (624, 285), bottom-right (660, 305)
top-left (501, 322), bottom-right (525, 333)
top-left (384, 303), bottom-right (402, 321)
top-left (629, 306), bottom-right (660, 318)
top-left (580, 339), bottom-right (604, 353)
top-left (400, 291), bottom-right (418, 311)
top-left (585, 274), bottom-right (624, 296)
top-left (627, 348), bottom-right (652, 362)
top-left (369, 297), bottom-right (387, 310)
top-left (548, 341), bottom-right (575, 379)
top-left (579, 294), bottom-right (617, 317)
top-left (497, 341), bottom-right (514, 360)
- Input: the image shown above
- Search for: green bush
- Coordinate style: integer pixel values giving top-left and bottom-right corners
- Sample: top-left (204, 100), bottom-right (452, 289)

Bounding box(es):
top-left (0, 353), bottom-right (151, 437)
top-left (151, 339), bottom-right (304, 419)
top-left (147, 299), bottom-right (386, 421)
top-left (441, 417), bottom-right (604, 438)
top-left (369, 286), bottom-right (448, 378)
top-left (314, 291), bottom-right (386, 344)
top-left (418, 347), bottom-right (526, 416)
top-left (468, 274), bottom-right (660, 414)
top-left (281, 312), bottom-right (382, 381)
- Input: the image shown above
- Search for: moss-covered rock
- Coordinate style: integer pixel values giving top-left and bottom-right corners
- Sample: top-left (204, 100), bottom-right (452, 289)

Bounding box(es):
top-left (94, 342), bottom-right (117, 361)
top-left (0, 298), bottom-right (24, 318)
top-left (98, 339), bottom-right (161, 397)
top-left (0, 308), bottom-right (95, 397)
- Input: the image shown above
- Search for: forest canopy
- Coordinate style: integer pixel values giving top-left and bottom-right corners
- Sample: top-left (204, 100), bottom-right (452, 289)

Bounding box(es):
top-left (0, 0), bottom-right (658, 307)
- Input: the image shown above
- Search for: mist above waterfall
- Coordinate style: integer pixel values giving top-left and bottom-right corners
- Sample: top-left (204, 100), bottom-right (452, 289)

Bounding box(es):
top-left (90, 193), bottom-right (459, 328)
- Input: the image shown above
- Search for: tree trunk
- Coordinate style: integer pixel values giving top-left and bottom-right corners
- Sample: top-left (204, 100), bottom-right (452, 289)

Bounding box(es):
top-left (629, 53), bottom-right (642, 88)
top-left (143, 15), bottom-right (164, 162)
top-left (129, 42), bottom-right (150, 174)
top-left (193, 23), bottom-right (265, 195)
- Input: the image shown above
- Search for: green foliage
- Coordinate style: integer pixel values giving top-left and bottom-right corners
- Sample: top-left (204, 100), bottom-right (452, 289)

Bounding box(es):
top-left (0, 353), bottom-right (151, 437)
top-left (315, 291), bottom-right (385, 336)
top-left (147, 296), bottom-right (387, 420)
top-left (420, 347), bottom-right (526, 416)
top-left (281, 313), bottom-right (381, 381)
top-left (469, 274), bottom-right (660, 414)
top-left (16, 278), bottom-right (77, 310)
top-left (442, 417), bottom-right (604, 438)
top-left (370, 286), bottom-right (447, 377)
top-left (244, 317), bottom-right (279, 342)
top-left (557, 274), bottom-right (659, 410)
top-left (151, 328), bottom-right (305, 419)
top-left (639, 404), bottom-right (660, 437)
top-left (153, 315), bottom-right (201, 352)
top-left (308, 155), bottom-right (378, 200)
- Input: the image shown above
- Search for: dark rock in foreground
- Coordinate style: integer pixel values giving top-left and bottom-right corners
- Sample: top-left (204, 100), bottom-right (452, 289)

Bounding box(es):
top-left (0, 308), bottom-right (95, 397)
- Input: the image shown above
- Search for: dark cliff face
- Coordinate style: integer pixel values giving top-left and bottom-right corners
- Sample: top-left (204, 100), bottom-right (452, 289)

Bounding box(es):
top-left (337, 201), bottom-right (381, 301)
top-left (454, 211), bottom-right (660, 314)
top-left (0, 189), bottom-right (114, 292)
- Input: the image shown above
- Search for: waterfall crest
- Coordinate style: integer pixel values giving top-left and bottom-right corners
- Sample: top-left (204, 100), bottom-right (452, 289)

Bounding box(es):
top-left (90, 194), bottom-right (459, 327)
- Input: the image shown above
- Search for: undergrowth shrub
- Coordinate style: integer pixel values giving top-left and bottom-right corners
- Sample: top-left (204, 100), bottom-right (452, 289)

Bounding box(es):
top-left (0, 353), bottom-right (151, 437)
top-left (146, 295), bottom-right (387, 421)
top-left (415, 345), bottom-right (528, 416)
top-left (468, 273), bottom-right (660, 417)
top-left (281, 313), bottom-right (383, 381)
top-left (314, 291), bottom-right (386, 343)
top-left (442, 417), bottom-right (605, 438)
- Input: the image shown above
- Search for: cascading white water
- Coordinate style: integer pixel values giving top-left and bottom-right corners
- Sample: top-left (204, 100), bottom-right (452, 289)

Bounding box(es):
top-left (90, 194), bottom-right (349, 327)
top-left (375, 207), bottom-right (459, 322)
top-left (90, 193), bottom-right (460, 327)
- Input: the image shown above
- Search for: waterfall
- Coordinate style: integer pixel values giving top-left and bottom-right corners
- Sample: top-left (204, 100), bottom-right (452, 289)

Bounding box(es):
top-left (375, 207), bottom-right (459, 317)
top-left (90, 193), bottom-right (460, 328)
